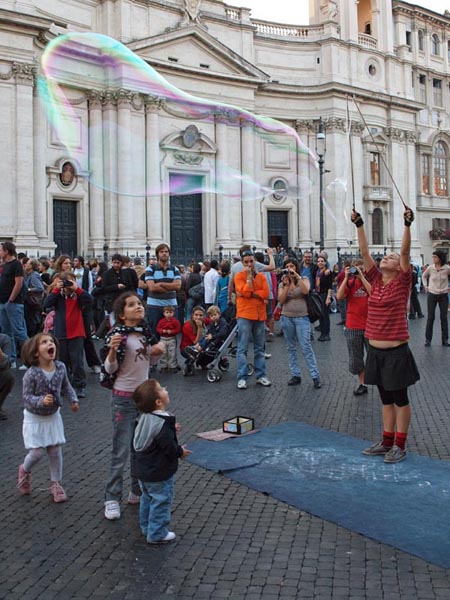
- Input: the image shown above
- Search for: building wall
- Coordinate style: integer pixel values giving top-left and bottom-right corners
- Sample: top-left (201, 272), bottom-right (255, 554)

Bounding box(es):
top-left (0, 0), bottom-right (449, 263)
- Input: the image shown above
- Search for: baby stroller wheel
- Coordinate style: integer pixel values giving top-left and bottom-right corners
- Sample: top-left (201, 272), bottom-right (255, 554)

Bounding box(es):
top-left (248, 363), bottom-right (255, 376)
top-left (183, 365), bottom-right (195, 376)
top-left (228, 346), bottom-right (237, 358)
top-left (218, 357), bottom-right (230, 372)
top-left (207, 369), bottom-right (221, 383)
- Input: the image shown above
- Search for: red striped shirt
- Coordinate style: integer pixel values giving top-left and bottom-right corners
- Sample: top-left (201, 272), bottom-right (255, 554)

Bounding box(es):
top-left (365, 265), bottom-right (411, 341)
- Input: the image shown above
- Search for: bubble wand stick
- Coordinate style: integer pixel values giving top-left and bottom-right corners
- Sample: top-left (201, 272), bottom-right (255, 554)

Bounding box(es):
top-left (352, 94), bottom-right (407, 209)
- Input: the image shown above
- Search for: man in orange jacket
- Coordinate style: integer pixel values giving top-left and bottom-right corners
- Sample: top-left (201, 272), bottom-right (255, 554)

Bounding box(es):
top-left (234, 250), bottom-right (271, 390)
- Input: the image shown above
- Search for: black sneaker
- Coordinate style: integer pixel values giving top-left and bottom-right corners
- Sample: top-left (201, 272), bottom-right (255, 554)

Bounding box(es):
top-left (353, 384), bottom-right (368, 396)
top-left (0, 409), bottom-right (7, 420)
top-left (76, 389), bottom-right (86, 399)
top-left (313, 378), bottom-right (322, 389)
top-left (317, 335), bottom-right (330, 342)
top-left (384, 445), bottom-right (406, 463)
top-left (362, 441), bottom-right (391, 456)
top-left (424, 340), bottom-right (431, 347)
top-left (287, 376), bottom-right (302, 386)
top-left (443, 341), bottom-right (450, 347)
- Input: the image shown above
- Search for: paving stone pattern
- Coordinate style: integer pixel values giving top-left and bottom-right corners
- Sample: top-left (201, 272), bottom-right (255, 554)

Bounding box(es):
top-left (1, 310), bottom-right (450, 599)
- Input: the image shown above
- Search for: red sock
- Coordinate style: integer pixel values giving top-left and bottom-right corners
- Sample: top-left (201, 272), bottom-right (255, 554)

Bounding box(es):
top-left (395, 432), bottom-right (407, 450)
top-left (382, 431), bottom-right (395, 448)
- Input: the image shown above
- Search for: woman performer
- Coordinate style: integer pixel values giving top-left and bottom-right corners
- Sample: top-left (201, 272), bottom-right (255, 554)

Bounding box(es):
top-left (352, 206), bottom-right (420, 463)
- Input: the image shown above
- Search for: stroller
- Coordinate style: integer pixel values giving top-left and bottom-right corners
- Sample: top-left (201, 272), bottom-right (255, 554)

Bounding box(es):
top-left (183, 317), bottom-right (255, 383)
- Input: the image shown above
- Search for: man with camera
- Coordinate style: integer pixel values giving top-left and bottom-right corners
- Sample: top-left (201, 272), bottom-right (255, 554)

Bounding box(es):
top-left (44, 272), bottom-right (92, 398)
top-left (336, 260), bottom-right (371, 396)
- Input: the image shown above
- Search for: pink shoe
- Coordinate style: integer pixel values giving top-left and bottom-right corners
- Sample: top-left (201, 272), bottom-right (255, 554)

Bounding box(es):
top-left (51, 481), bottom-right (68, 503)
top-left (17, 464), bottom-right (31, 495)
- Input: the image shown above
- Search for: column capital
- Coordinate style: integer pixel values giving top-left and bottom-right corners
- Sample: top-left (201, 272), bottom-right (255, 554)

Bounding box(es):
top-left (145, 95), bottom-right (163, 113)
top-left (87, 89), bottom-right (103, 108)
top-left (0, 62), bottom-right (37, 85)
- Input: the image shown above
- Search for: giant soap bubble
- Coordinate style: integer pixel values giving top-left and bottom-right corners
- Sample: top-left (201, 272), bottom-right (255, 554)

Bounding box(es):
top-left (39, 32), bottom-right (316, 199)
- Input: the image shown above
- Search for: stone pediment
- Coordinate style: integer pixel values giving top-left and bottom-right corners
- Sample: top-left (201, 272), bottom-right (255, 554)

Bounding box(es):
top-left (127, 26), bottom-right (269, 82)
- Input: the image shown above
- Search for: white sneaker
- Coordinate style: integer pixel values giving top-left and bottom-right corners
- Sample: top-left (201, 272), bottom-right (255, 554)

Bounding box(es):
top-left (256, 376), bottom-right (272, 386)
top-left (237, 379), bottom-right (247, 389)
top-left (92, 365), bottom-right (101, 374)
top-left (147, 531), bottom-right (176, 544)
top-left (18, 365), bottom-right (27, 371)
top-left (10, 361), bottom-right (16, 369)
top-left (104, 500), bottom-right (121, 520)
top-left (264, 353), bottom-right (272, 359)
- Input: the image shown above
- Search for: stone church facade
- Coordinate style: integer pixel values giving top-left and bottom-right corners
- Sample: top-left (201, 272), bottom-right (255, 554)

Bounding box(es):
top-left (1, 0), bottom-right (450, 264)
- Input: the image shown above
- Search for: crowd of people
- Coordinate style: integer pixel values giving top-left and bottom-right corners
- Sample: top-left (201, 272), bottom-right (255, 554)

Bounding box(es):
top-left (1, 208), bottom-right (450, 542)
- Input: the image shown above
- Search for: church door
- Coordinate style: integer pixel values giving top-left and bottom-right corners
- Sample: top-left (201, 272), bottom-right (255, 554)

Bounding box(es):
top-left (53, 199), bottom-right (77, 256)
top-left (170, 175), bottom-right (203, 262)
top-left (267, 210), bottom-right (288, 249)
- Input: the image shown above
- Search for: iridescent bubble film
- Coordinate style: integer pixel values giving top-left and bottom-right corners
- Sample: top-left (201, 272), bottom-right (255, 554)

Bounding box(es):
top-left (39, 32), bottom-right (316, 199)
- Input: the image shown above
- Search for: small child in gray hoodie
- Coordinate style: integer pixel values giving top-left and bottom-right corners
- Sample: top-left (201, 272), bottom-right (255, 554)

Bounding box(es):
top-left (133, 379), bottom-right (191, 544)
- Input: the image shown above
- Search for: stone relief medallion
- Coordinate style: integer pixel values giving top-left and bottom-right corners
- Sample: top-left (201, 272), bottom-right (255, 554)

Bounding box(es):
top-left (59, 162), bottom-right (75, 187)
top-left (182, 125), bottom-right (200, 148)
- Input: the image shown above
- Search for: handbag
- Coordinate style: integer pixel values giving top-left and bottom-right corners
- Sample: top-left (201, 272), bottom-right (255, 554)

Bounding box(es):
top-left (188, 281), bottom-right (205, 302)
top-left (273, 303), bottom-right (282, 321)
top-left (306, 292), bottom-right (324, 323)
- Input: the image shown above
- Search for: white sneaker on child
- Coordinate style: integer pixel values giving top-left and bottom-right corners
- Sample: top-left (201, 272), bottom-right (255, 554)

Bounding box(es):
top-left (147, 531), bottom-right (176, 544)
top-left (104, 500), bottom-right (121, 520)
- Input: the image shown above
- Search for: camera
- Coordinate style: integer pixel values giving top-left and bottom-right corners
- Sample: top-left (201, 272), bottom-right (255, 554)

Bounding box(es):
top-left (62, 279), bottom-right (73, 288)
top-left (281, 269), bottom-right (290, 276)
top-left (349, 266), bottom-right (358, 275)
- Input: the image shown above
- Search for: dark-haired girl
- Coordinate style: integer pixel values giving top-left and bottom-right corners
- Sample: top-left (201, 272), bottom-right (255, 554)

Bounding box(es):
top-left (102, 292), bottom-right (164, 521)
top-left (422, 251), bottom-right (450, 347)
top-left (18, 333), bottom-right (79, 502)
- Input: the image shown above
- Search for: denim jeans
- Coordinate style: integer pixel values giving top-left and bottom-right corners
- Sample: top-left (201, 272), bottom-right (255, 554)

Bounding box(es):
top-left (139, 477), bottom-right (174, 542)
top-left (318, 293), bottom-right (330, 336)
top-left (0, 302), bottom-right (28, 362)
top-left (104, 393), bottom-right (140, 501)
top-left (237, 318), bottom-right (266, 380)
top-left (281, 315), bottom-right (320, 380)
top-left (58, 337), bottom-right (86, 389)
top-left (425, 293), bottom-right (449, 343)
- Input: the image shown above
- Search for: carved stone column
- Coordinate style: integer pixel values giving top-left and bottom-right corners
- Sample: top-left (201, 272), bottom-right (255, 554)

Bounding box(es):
top-left (241, 120), bottom-right (258, 245)
top-left (215, 112), bottom-right (231, 244)
top-left (295, 120), bottom-right (314, 248)
top-left (14, 63), bottom-right (39, 249)
top-left (88, 91), bottom-right (105, 255)
top-left (33, 85), bottom-right (47, 243)
top-left (117, 89), bottom-right (134, 250)
top-left (102, 89), bottom-right (119, 245)
top-left (145, 97), bottom-right (163, 245)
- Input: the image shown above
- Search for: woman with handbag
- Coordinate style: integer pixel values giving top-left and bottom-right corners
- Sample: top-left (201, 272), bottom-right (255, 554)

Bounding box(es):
top-left (278, 259), bottom-right (321, 389)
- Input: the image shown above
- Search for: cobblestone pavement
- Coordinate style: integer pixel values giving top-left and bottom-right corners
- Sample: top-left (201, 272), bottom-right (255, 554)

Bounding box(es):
top-left (1, 308), bottom-right (450, 599)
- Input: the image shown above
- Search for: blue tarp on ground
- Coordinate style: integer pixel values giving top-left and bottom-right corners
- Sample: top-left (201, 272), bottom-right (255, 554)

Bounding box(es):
top-left (187, 422), bottom-right (450, 568)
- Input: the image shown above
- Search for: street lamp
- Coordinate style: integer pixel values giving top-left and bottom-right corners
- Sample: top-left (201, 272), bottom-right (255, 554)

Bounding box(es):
top-left (316, 117), bottom-right (326, 251)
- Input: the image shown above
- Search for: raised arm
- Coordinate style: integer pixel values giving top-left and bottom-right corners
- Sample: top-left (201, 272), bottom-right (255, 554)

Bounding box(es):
top-left (399, 207), bottom-right (414, 272)
top-left (351, 210), bottom-right (375, 273)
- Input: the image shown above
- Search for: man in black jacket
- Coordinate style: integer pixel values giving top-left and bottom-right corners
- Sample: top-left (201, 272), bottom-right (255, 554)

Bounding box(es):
top-left (102, 254), bottom-right (138, 315)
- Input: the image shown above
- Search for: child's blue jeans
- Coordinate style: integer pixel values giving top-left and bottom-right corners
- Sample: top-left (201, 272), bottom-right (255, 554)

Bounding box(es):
top-left (139, 476), bottom-right (174, 542)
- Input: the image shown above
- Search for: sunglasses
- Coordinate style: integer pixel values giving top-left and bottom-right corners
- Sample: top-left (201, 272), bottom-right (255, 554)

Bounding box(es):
top-left (241, 250), bottom-right (254, 258)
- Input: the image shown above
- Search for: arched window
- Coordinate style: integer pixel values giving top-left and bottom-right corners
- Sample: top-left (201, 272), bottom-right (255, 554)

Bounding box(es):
top-left (434, 141), bottom-right (448, 196)
top-left (418, 29), bottom-right (424, 51)
top-left (372, 208), bottom-right (383, 245)
top-left (431, 34), bottom-right (440, 55)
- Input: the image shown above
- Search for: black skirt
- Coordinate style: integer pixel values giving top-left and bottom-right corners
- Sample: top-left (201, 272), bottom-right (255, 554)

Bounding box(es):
top-left (364, 343), bottom-right (420, 391)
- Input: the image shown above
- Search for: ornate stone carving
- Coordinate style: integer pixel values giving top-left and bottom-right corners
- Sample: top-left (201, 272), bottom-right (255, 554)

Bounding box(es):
top-left (351, 122), bottom-right (365, 134)
top-left (385, 127), bottom-right (404, 142)
top-left (173, 152), bottom-right (203, 165)
top-left (87, 90), bottom-right (103, 108)
top-left (324, 117), bottom-right (346, 132)
top-left (12, 62), bottom-right (37, 83)
top-left (320, 0), bottom-right (339, 21)
top-left (404, 130), bottom-right (417, 143)
top-left (116, 88), bottom-right (132, 105)
top-left (145, 95), bottom-right (164, 112)
top-left (295, 119), bottom-right (315, 133)
top-left (182, 0), bottom-right (202, 24)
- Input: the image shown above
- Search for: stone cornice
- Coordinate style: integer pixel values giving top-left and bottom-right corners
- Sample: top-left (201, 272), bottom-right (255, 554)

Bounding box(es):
top-left (393, 2), bottom-right (450, 28)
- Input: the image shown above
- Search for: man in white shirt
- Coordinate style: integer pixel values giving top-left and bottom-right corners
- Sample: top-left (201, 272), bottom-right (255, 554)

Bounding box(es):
top-left (73, 256), bottom-right (93, 293)
top-left (203, 259), bottom-right (220, 307)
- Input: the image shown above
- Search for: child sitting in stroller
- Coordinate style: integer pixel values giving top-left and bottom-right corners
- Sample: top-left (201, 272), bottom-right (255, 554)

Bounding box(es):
top-left (184, 305), bottom-right (228, 372)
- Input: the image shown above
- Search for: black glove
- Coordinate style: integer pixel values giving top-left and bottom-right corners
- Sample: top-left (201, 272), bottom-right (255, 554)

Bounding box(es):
top-left (351, 211), bottom-right (364, 228)
top-left (404, 207), bottom-right (414, 227)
